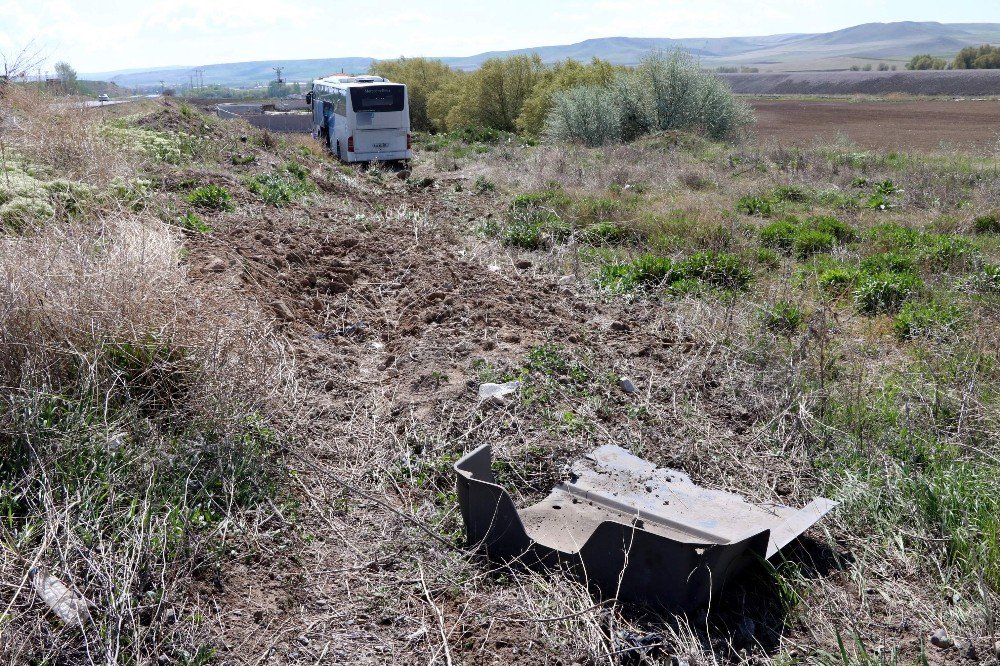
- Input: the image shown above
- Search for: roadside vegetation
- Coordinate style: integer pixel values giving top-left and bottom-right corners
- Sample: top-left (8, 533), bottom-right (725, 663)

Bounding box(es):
top-left (1, 66), bottom-right (998, 666)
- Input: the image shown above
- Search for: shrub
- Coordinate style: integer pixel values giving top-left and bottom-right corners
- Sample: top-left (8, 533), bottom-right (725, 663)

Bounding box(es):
top-left (854, 270), bottom-right (921, 315)
top-left (793, 230), bottom-right (835, 259)
top-left (808, 215), bottom-right (856, 242)
top-left (186, 184), bottom-right (233, 211)
top-left (736, 195), bottom-right (774, 217)
top-left (892, 301), bottom-right (963, 340)
top-left (763, 301), bottom-right (804, 334)
top-left (818, 268), bottom-right (859, 297)
top-left (973, 213), bottom-right (1000, 234)
top-left (546, 51), bottom-right (754, 145)
top-left (545, 85), bottom-right (623, 147)
top-left (760, 220), bottom-right (800, 253)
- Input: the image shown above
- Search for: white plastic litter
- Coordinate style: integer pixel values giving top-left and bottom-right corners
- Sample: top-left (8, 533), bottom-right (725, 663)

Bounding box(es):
top-left (30, 567), bottom-right (91, 628)
top-left (478, 381), bottom-right (521, 405)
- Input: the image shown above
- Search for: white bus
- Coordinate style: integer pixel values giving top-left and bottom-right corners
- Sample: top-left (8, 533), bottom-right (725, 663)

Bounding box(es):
top-left (308, 75), bottom-right (412, 163)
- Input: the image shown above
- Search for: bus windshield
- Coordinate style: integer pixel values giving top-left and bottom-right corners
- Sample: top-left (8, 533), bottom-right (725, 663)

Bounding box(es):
top-left (350, 85), bottom-right (405, 113)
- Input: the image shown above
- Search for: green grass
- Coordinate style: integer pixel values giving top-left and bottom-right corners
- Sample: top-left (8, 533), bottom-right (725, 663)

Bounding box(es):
top-left (597, 251), bottom-right (752, 293)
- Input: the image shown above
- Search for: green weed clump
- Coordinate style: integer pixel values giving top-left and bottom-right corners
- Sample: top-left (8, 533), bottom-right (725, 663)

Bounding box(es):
top-left (967, 263), bottom-right (1000, 293)
top-left (179, 211), bottom-right (211, 233)
top-left (973, 213), bottom-right (1000, 234)
top-left (892, 301), bottom-right (963, 340)
top-left (736, 195), bottom-right (774, 217)
top-left (760, 215), bottom-right (855, 258)
top-left (498, 189), bottom-right (572, 249)
top-left (598, 251), bottom-right (751, 293)
top-left (772, 184), bottom-right (810, 203)
top-left (793, 229), bottom-right (835, 259)
top-left (247, 162), bottom-right (316, 207)
top-left (853, 270), bottom-right (922, 315)
top-left (763, 301), bottom-right (804, 334)
top-left (186, 184), bottom-right (234, 211)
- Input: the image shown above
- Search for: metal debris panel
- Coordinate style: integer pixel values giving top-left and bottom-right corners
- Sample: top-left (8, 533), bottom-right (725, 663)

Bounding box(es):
top-left (455, 444), bottom-right (837, 611)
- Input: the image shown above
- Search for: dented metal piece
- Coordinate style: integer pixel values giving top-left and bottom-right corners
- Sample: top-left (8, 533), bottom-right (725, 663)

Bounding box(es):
top-left (455, 444), bottom-right (837, 611)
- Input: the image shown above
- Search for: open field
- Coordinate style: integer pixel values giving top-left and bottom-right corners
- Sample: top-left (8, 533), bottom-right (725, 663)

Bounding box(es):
top-left (751, 98), bottom-right (1000, 151)
top-left (1, 91), bottom-right (998, 665)
top-left (723, 70), bottom-right (1000, 97)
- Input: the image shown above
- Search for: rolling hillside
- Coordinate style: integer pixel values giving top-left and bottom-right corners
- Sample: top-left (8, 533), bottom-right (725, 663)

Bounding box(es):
top-left (83, 21), bottom-right (1000, 88)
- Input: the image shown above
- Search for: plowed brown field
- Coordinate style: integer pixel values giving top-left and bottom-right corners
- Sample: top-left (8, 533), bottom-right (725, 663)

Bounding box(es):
top-left (750, 99), bottom-right (1000, 151)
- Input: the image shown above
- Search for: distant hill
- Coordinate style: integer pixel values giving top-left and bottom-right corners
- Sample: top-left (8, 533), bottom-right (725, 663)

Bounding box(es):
top-left (83, 21), bottom-right (1000, 89)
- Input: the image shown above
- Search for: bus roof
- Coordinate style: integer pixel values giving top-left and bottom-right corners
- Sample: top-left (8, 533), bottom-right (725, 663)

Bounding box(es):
top-left (312, 75), bottom-right (391, 87)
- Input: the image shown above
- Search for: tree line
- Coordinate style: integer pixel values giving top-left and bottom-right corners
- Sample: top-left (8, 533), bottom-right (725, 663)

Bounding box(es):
top-left (906, 44), bottom-right (1000, 71)
top-left (369, 52), bottom-right (752, 144)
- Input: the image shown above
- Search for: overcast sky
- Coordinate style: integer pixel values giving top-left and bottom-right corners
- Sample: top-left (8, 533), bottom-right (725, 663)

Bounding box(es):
top-left (0, 0), bottom-right (996, 74)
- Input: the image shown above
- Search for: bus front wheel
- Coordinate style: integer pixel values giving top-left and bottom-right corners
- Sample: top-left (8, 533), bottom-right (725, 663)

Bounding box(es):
top-left (335, 140), bottom-right (342, 160)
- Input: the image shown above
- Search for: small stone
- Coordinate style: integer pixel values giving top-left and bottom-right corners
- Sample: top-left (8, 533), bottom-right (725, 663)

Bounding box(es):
top-left (297, 635), bottom-right (310, 646)
top-left (205, 257), bottom-right (227, 273)
top-left (162, 608), bottom-right (177, 624)
top-left (558, 275), bottom-right (574, 284)
top-left (993, 640), bottom-right (1000, 658)
top-left (930, 628), bottom-right (954, 649)
top-left (610, 320), bottom-right (629, 332)
top-left (270, 300), bottom-right (295, 321)
top-left (619, 377), bottom-right (637, 395)
top-left (515, 259), bottom-right (532, 269)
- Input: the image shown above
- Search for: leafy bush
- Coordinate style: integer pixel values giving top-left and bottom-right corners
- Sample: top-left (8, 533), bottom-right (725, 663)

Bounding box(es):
top-left (598, 251), bottom-right (751, 293)
top-left (763, 301), bottom-right (804, 334)
top-left (892, 301), bottom-right (963, 340)
top-left (793, 230), bottom-right (835, 259)
top-left (186, 184), bottom-right (233, 211)
top-left (854, 270), bottom-right (922, 315)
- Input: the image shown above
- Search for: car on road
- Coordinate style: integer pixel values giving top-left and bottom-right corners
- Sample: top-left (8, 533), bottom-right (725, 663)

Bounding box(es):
top-left (97, 94), bottom-right (110, 103)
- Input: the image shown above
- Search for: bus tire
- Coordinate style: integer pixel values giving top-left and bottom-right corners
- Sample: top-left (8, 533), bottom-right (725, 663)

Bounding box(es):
top-left (336, 140), bottom-right (342, 160)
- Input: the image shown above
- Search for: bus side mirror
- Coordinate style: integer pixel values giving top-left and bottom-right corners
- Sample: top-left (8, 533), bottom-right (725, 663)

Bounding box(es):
top-left (306, 92), bottom-right (313, 106)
